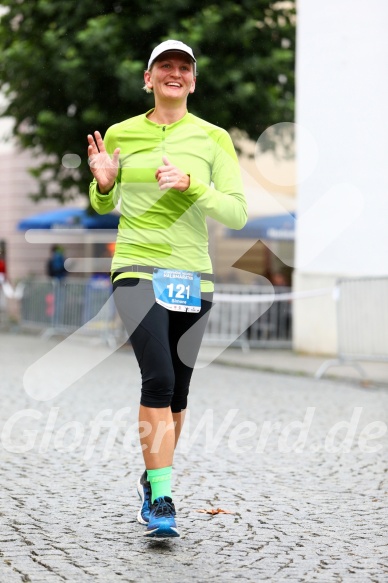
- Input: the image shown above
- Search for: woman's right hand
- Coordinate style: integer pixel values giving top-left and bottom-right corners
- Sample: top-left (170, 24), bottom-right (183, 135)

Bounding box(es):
top-left (87, 131), bottom-right (120, 194)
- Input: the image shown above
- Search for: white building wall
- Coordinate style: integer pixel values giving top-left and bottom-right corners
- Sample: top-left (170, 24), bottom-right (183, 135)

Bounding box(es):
top-left (0, 142), bottom-right (84, 282)
top-left (294, 0), bottom-right (388, 355)
top-left (2, 149), bottom-right (54, 281)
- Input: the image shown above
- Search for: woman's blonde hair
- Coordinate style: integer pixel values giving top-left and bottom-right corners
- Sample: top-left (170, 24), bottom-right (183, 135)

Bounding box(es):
top-left (143, 81), bottom-right (153, 93)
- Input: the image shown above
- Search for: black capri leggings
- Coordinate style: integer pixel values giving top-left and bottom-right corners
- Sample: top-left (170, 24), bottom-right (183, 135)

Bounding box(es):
top-left (113, 278), bottom-right (213, 413)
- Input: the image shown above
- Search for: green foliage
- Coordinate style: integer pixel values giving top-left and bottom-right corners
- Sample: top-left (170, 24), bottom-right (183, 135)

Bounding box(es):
top-left (0, 0), bottom-right (295, 202)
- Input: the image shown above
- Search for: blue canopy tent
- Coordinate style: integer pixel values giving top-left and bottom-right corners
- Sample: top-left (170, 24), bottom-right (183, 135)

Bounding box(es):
top-left (226, 213), bottom-right (296, 284)
top-left (18, 207), bottom-right (120, 230)
top-left (17, 208), bottom-right (120, 276)
top-left (227, 213), bottom-right (296, 241)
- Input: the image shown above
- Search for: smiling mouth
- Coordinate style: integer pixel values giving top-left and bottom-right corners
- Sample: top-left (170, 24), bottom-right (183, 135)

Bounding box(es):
top-left (165, 83), bottom-right (182, 87)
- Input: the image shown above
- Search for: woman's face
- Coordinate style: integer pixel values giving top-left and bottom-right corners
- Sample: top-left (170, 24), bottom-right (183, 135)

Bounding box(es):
top-left (144, 52), bottom-right (196, 103)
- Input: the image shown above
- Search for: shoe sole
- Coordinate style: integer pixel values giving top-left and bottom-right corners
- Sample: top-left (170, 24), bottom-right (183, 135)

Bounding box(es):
top-left (136, 477), bottom-right (149, 525)
top-left (144, 526), bottom-right (180, 538)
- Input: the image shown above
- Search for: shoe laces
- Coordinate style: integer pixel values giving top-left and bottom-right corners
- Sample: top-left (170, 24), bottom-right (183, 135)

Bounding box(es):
top-left (152, 496), bottom-right (175, 517)
top-left (144, 484), bottom-right (151, 503)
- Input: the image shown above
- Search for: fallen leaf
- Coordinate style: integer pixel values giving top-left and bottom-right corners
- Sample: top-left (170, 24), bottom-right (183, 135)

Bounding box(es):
top-left (196, 508), bottom-right (234, 515)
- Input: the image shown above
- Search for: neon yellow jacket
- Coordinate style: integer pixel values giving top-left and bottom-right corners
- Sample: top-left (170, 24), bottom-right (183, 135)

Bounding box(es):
top-left (89, 109), bottom-right (247, 291)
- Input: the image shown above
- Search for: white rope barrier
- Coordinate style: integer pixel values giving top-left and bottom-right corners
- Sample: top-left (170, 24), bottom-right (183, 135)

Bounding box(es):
top-left (213, 287), bottom-right (336, 303)
top-left (1, 278), bottom-right (335, 303)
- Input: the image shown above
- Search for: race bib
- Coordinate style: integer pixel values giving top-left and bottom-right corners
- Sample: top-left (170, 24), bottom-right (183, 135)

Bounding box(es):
top-left (152, 268), bottom-right (201, 313)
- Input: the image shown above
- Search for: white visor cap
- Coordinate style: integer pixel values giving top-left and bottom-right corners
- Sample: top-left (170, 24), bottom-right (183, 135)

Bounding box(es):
top-left (147, 40), bottom-right (197, 75)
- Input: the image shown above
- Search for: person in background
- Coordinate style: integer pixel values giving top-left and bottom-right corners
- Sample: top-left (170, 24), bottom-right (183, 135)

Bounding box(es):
top-left (0, 258), bottom-right (6, 285)
top-left (88, 39), bottom-right (247, 538)
top-left (46, 245), bottom-right (67, 280)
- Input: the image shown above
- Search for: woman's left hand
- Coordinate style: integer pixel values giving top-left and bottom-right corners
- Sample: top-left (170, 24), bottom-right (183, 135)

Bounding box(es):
top-left (155, 156), bottom-right (190, 192)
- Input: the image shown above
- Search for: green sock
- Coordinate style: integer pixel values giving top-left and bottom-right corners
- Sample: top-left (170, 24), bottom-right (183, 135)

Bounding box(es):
top-left (147, 466), bottom-right (172, 503)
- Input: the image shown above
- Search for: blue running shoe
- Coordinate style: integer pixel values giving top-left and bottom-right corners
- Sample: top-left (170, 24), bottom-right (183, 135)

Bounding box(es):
top-left (137, 470), bottom-right (152, 525)
top-left (144, 496), bottom-right (180, 538)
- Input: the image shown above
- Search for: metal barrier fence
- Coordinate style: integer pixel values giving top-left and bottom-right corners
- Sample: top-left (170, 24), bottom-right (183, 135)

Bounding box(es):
top-left (20, 277), bottom-right (122, 346)
top-left (203, 284), bottom-right (292, 350)
top-left (316, 276), bottom-right (388, 378)
top-left (18, 279), bottom-right (292, 350)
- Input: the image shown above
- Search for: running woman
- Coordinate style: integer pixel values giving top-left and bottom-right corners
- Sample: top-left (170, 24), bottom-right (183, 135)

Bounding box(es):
top-left (87, 39), bottom-right (247, 538)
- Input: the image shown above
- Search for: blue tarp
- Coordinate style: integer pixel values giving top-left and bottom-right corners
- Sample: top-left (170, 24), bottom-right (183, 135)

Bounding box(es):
top-left (18, 208), bottom-right (120, 230)
top-left (227, 213), bottom-right (296, 241)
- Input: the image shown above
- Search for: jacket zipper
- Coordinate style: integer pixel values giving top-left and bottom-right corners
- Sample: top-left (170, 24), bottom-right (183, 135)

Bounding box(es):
top-left (162, 125), bottom-right (166, 156)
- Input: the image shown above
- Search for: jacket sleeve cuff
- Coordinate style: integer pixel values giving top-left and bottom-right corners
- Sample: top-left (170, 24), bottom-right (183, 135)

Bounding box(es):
top-left (184, 176), bottom-right (209, 199)
top-left (95, 182), bottom-right (117, 198)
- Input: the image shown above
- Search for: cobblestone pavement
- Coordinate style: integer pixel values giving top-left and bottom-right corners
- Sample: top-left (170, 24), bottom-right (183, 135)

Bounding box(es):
top-left (0, 332), bottom-right (387, 583)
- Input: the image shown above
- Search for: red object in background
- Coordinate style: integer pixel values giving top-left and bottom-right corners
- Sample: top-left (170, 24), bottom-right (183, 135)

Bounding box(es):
top-left (45, 293), bottom-right (55, 317)
top-left (0, 258), bottom-right (6, 274)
